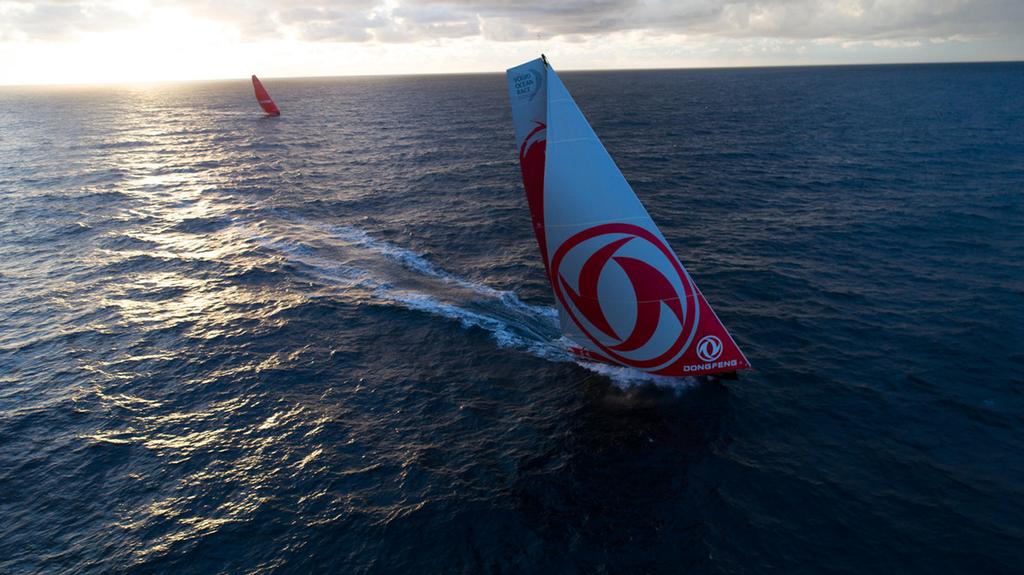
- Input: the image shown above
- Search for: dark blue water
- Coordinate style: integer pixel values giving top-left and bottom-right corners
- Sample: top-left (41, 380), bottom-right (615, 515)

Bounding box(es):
top-left (1, 62), bottom-right (1022, 574)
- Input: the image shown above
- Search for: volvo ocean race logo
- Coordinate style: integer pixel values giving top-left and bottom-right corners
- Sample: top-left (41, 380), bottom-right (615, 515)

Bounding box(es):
top-left (512, 68), bottom-right (543, 102)
top-left (696, 335), bottom-right (723, 362)
top-left (550, 223), bottom-right (700, 370)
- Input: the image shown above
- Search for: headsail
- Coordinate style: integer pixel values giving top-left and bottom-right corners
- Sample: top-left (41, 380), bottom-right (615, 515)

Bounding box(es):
top-left (251, 75), bottom-right (280, 116)
top-left (507, 56), bottom-right (750, 377)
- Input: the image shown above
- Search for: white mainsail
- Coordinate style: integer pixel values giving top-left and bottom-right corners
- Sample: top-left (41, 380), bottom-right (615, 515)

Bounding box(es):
top-left (507, 56), bottom-right (750, 377)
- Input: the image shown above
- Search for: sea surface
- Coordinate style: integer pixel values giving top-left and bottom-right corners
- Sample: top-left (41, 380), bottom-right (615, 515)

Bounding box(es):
top-left (1, 62), bottom-right (1022, 574)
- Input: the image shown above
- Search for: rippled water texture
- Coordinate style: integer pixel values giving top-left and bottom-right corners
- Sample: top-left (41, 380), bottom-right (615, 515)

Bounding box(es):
top-left (1, 63), bottom-right (1022, 573)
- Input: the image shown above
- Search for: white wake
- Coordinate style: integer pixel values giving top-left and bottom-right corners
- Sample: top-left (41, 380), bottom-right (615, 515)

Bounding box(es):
top-left (250, 213), bottom-right (696, 388)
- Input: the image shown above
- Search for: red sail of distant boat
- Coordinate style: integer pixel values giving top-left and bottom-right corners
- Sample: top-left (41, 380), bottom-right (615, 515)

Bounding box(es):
top-left (251, 75), bottom-right (280, 116)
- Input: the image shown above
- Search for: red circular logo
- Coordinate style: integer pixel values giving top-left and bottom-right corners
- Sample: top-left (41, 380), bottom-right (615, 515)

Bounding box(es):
top-left (550, 223), bottom-right (700, 369)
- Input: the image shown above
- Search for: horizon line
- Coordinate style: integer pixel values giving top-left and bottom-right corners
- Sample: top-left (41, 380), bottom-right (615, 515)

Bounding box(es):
top-left (2, 57), bottom-right (1021, 89)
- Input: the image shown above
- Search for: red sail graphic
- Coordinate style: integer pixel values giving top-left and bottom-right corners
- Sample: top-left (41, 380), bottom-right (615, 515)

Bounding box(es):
top-left (519, 122), bottom-right (549, 274)
top-left (251, 75), bottom-right (280, 116)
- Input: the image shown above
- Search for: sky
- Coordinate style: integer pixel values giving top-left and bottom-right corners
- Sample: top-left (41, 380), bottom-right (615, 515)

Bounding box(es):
top-left (1, 0), bottom-right (1022, 85)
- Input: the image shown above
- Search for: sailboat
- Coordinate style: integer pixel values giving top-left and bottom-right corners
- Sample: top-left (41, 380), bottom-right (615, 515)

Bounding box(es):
top-left (506, 56), bottom-right (750, 378)
top-left (251, 75), bottom-right (280, 116)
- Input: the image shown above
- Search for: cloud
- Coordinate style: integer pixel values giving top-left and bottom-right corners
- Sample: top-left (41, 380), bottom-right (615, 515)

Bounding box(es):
top-left (400, 0), bottom-right (1024, 42)
top-left (274, 5), bottom-right (382, 42)
top-left (1, 0), bottom-right (1021, 46)
top-left (0, 1), bottom-right (144, 41)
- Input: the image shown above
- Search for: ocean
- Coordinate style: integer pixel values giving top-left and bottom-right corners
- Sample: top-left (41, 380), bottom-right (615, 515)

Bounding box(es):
top-left (1, 62), bottom-right (1022, 573)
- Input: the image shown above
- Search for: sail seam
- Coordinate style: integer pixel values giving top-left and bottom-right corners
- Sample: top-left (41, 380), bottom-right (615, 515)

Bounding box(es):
top-left (545, 216), bottom-right (651, 228)
top-left (549, 137), bottom-right (597, 144)
top-left (565, 295), bottom-right (698, 303)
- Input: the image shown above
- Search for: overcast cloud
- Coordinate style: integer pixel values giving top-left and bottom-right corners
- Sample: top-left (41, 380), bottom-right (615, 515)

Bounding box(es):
top-left (2, 0), bottom-right (1022, 44)
top-left (1, 0), bottom-right (1021, 84)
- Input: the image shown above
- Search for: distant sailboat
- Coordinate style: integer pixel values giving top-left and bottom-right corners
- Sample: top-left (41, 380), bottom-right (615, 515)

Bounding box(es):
top-left (251, 75), bottom-right (280, 116)
top-left (506, 56), bottom-right (750, 377)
